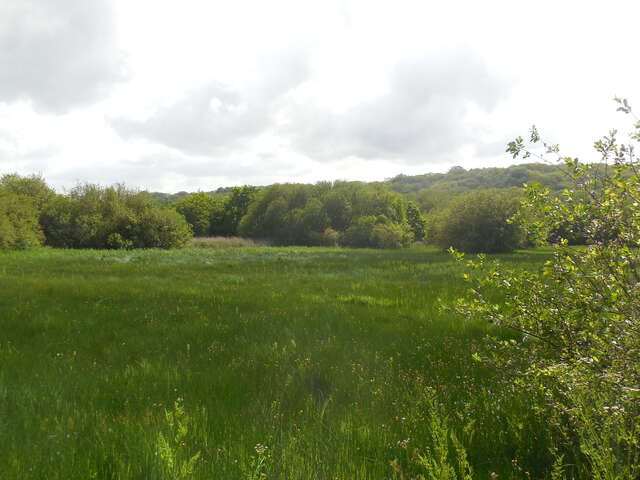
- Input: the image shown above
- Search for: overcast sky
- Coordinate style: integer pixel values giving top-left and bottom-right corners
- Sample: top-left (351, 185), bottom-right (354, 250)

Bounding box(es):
top-left (1, 0), bottom-right (638, 193)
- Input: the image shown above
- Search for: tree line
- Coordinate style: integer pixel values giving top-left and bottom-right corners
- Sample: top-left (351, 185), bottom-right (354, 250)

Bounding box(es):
top-left (0, 175), bottom-right (191, 250)
top-left (1, 162), bottom-right (586, 253)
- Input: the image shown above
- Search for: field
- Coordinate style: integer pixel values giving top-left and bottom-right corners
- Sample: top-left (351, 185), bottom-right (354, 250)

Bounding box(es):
top-left (0, 247), bottom-right (553, 479)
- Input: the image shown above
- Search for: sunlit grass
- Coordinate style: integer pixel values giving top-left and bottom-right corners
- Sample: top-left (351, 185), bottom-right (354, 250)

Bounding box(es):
top-left (185, 236), bottom-right (268, 248)
top-left (0, 246), bottom-right (552, 479)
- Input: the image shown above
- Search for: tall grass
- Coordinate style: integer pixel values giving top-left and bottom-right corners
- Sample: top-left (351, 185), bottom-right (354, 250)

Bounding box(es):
top-left (0, 246), bottom-right (553, 478)
top-left (186, 236), bottom-right (268, 249)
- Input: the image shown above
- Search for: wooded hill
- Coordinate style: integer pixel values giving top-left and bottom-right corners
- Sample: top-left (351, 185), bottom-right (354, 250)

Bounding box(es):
top-left (149, 163), bottom-right (569, 204)
top-left (148, 163), bottom-right (572, 203)
top-left (382, 162), bottom-right (571, 194)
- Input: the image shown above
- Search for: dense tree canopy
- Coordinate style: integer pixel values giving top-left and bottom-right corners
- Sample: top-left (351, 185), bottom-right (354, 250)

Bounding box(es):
top-left (210, 186), bottom-right (258, 237)
top-left (1, 161), bottom-right (594, 251)
top-left (238, 182), bottom-right (413, 248)
top-left (173, 192), bottom-right (220, 237)
top-left (385, 163), bottom-right (573, 194)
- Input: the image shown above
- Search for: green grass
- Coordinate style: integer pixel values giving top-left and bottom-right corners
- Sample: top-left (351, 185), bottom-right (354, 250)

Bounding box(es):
top-left (0, 246), bottom-right (553, 479)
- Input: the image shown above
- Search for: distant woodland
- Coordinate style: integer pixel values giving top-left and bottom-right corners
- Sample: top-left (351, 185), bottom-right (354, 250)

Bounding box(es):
top-left (1, 163), bottom-right (584, 253)
top-left (149, 162), bottom-right (572, 204)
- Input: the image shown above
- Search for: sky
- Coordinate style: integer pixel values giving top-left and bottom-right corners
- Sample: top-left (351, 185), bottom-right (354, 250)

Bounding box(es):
top-left (0, 0), bottom-right (638, 193)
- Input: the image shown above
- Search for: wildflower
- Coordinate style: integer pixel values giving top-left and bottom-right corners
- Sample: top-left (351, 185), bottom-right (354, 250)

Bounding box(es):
top-left (397, 438), bottom-right (410, 449)
top-left (254, 443), bottom-right (268, 455)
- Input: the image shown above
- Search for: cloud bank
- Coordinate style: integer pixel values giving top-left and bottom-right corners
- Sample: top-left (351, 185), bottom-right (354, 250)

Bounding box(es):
top-left (111, 50), bottom-right (309, 154)
top-left (286, 49), bottom-right (510, 163)
top-left (110, 48), bottom-right (510, 166)
top-left (0, 0), bottom-right (126, 112)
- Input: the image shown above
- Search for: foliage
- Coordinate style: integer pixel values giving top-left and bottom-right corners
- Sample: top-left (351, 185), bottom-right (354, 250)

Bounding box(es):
top-left (341, 215), bottom-right (377, 247)
top-left (0, 191), bottom-right (44, 250)
top-left (41, 183), bottom-right (192, 249)
top-left (135, 203), bottom-right (194, 249)
top-left (385, 163), bottom-right (573, 195)
top-left (343, 215), bottom-right (413, 249)
top-left (131, 162), bottom-right (590, 251)
top-left (243, 443), bottom-right (272, 480)
top-left (155, 398), bottom-right (202, 479)
top-left (320, 227), bottom-right (341, 246)
top-left (406, 201), bottom-right (427, 241)
top-left (239, 182), bottom-right (413, 248)
top-left (321, 188), bottom-right (352, 231)
top-left (389, 389), bottom-right (473, 480)
top-left (429, 189), bottom-right (524, 253)
top-left (238, 185), bottom-right (291, 242)
top-left (0, 174), bottom-right (55, 250)
top-left (0, 173), bottom-right (56, 211)
top-left (455, 101), bottom-right (640, 477)
top-left (210, 186), bottom-right (258, 237)
top-left (172, 192), bottom-right (220, 237)
top-left (148, 187), bottom-right (231, 205)
top-left (143, 161), bottom-right (591, 250)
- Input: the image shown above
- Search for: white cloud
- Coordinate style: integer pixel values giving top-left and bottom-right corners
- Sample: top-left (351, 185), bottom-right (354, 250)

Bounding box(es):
top-left (0, 0), bottom-right (126, 113)
top-left (110, 50), bottom-right (309, 155)
top-left (285, 48), bottom-right (511, 163)
top-left (0, 0), bottom-right (639, 192)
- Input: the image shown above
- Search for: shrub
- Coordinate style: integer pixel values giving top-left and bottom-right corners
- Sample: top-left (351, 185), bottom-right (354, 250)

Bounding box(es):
top-left (133, 206), bottom-right (192, 249)
top-left (406, 201), bottom-right (426, 241)
top-left (172, 192), bottom-right (219, 237)
top-left (0, 173), bottom-right (55, 211)
top-left (343, 215), bottom-right (413, 248)
top-left (342, 215), bottom-right (377, 247)
top-left (456, 101), bottom-right (640, 477)
top-left (371, 222), bottom-right (413, 249)
top-left (0, 191), bottom-right (44, 250)
top-left (0, 173), bottom-right (54, 250)
top-left (41, 184), bottom-right (192, 249)
top-left (429, 189), bottom-right (524, 253)
top-left (320, 227), bottom-right (341, 247)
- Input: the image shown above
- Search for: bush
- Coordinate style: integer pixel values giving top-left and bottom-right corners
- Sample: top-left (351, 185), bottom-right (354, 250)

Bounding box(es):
top-left (0, 173), bottom-right (55, 211)
top-left (41, 184), bottom-right (192, 249)
top-left (320, 227), bottom-right (341, 247)
top-left (406, 201), bottom-right (426, 241)
top-left (429, 189), bottom-right (524, 253)
top-left (134, 206), bottom-right (192, 249)
top-left (342, 216), bottom-right (377, 247)
top-left (0, 191), bottom-right (44, 250)
top-left (172, 192), bottom-right (219, 237)
top-left (0, 173), bottom-right (54, 250)
top-left (343, 215), bottom-right (413, 248)
top-left (456, 101), bottom-right (640, 477)
top-left (371, 222), bottom-right (413, 249)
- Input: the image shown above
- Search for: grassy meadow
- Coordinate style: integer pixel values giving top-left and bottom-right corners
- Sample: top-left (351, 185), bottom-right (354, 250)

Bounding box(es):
top-left (0, 246), bottom-right (554, 479)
